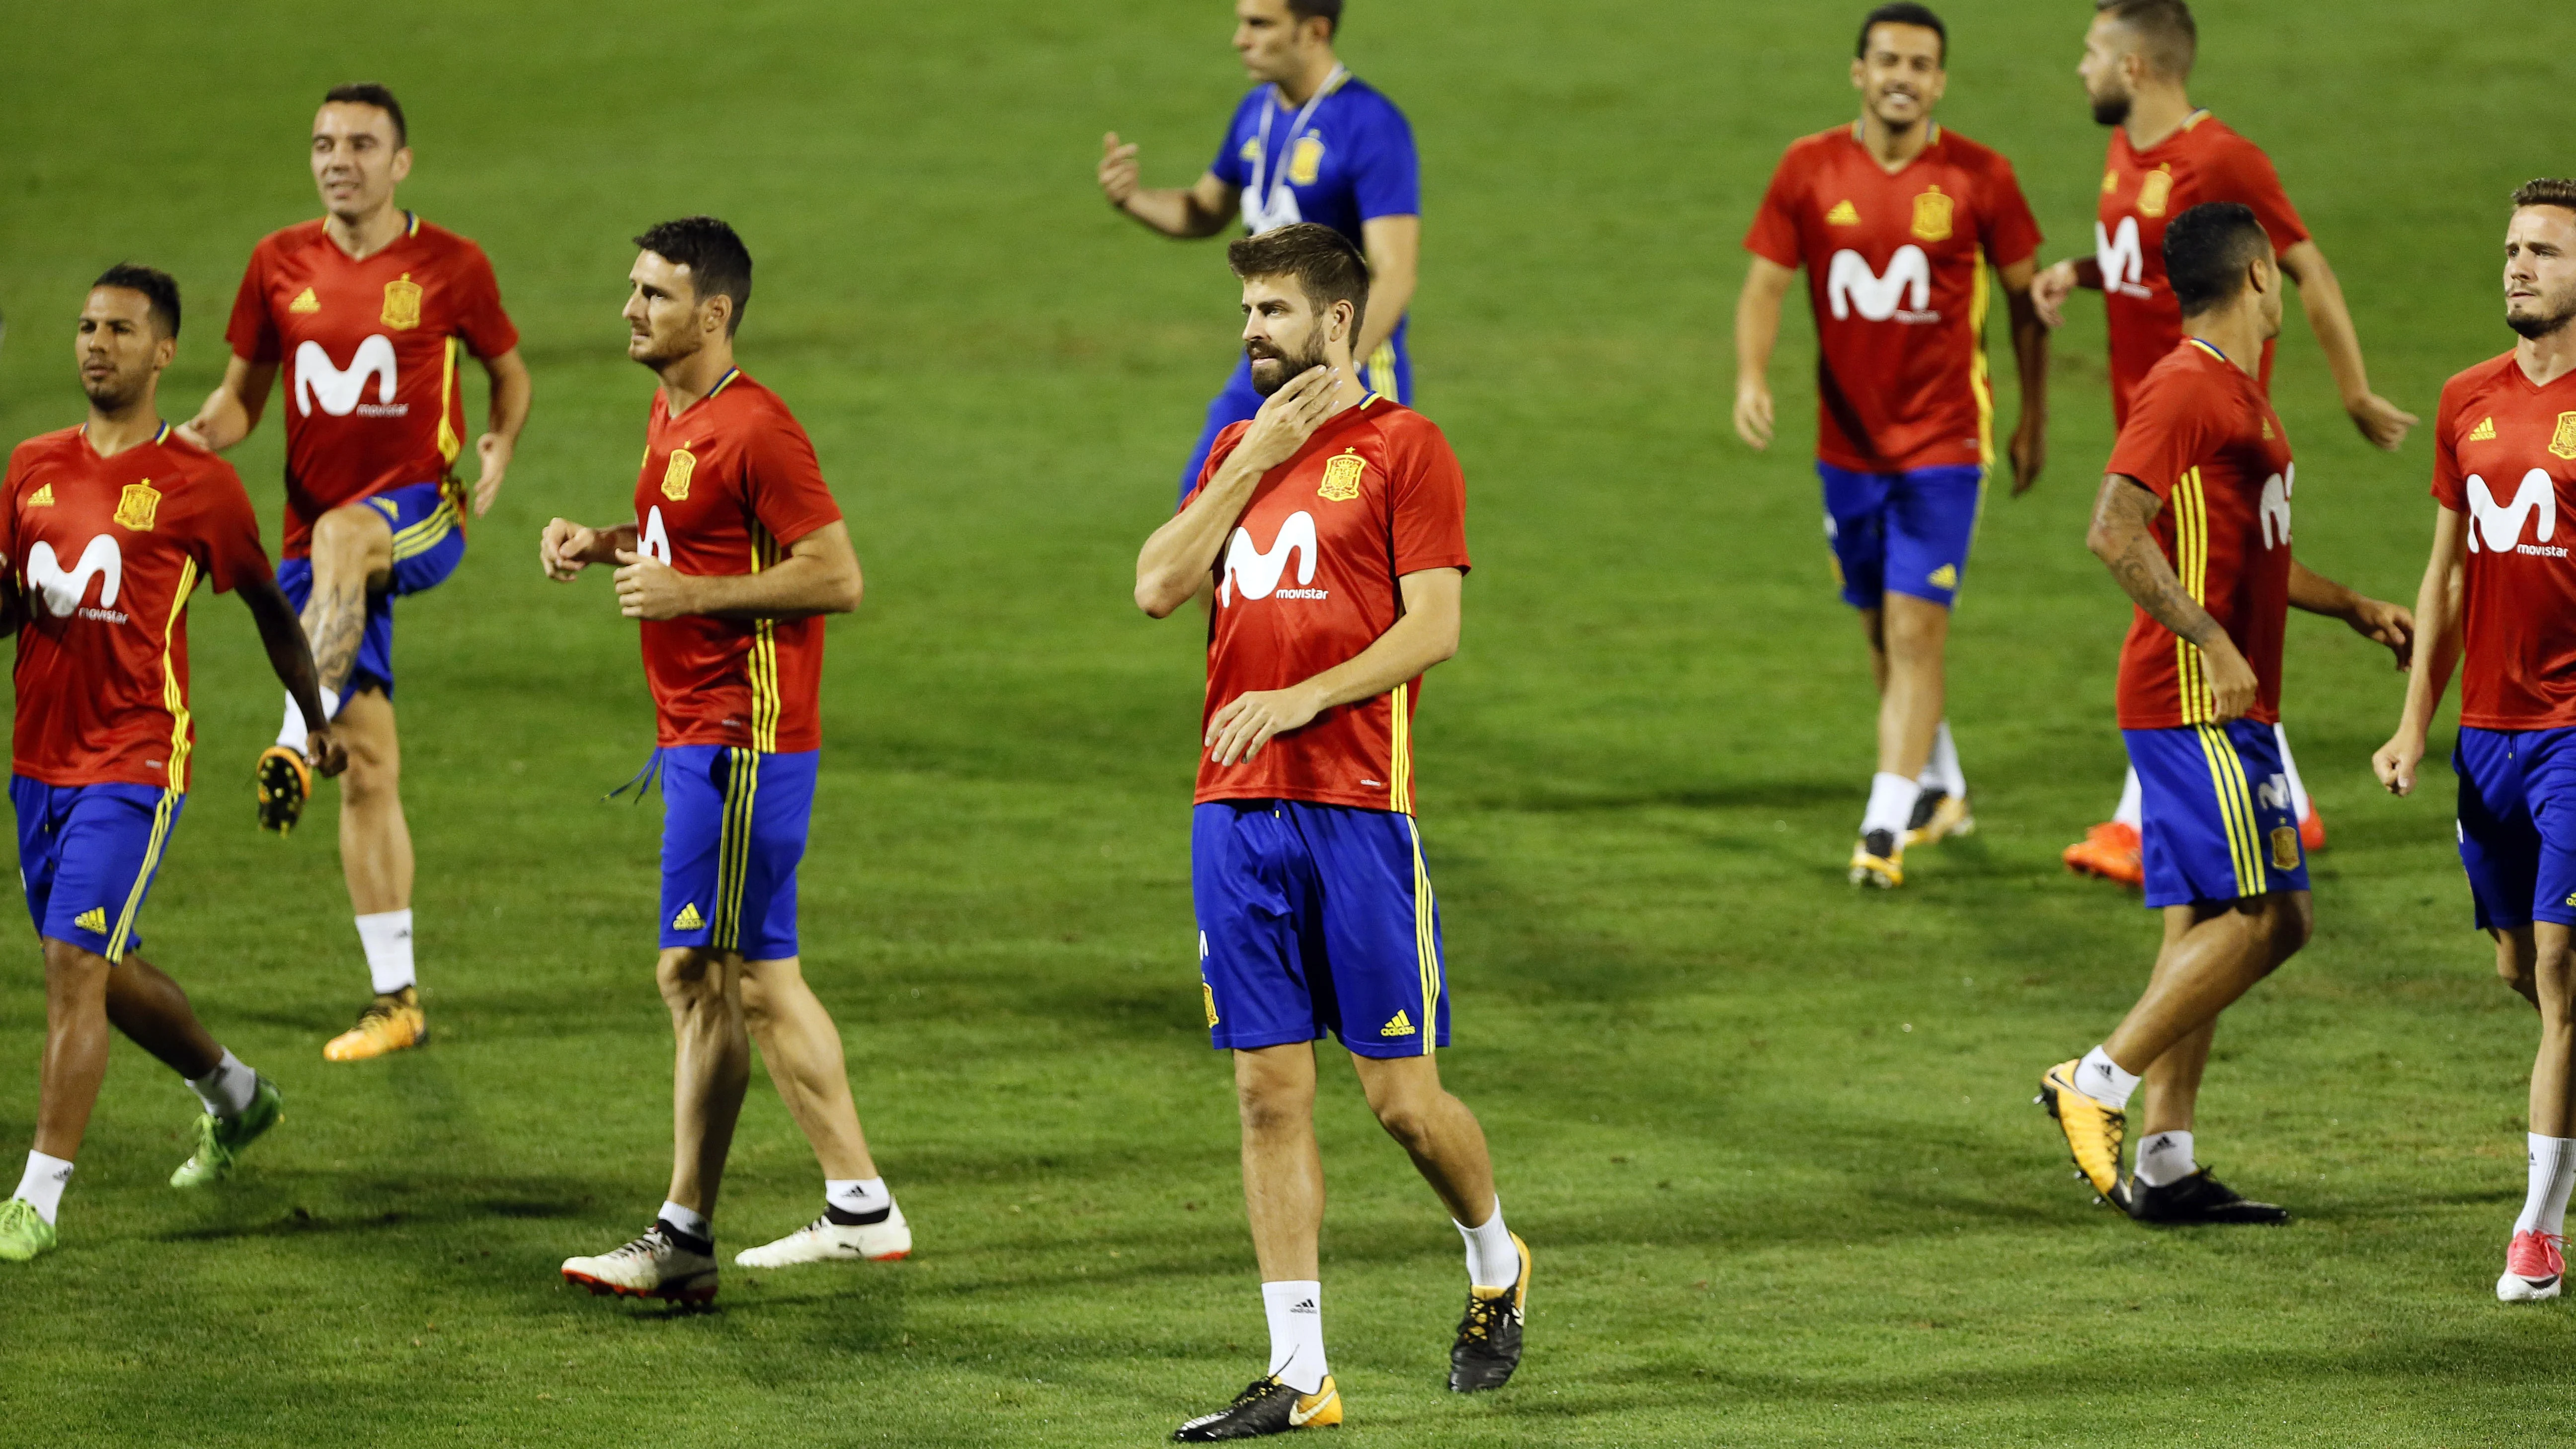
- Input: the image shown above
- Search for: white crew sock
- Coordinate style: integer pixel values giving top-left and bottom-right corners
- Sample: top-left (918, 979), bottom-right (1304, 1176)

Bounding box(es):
top-left (2514, 1134), bottom-right (2576, 1237)
top-left (1260, 1280), bottom-right (1328, 1393)
top-left (186, 1049), bottom-right (258, 1118)
top-left (1861, 772), bottom-right (1922, 838)
top-left (276, 686), bottom-right (340, 751)
top-left (14, 1151), bottom-right (74, 1225)
top-left (1455, 1197), bottom-right (1520, 1289)
top-left (824, 1177), bottom-right (893, 1220)
top-left (2113, 768), bottom-right (2144, 830)
top-left (2134, 1129), bottom-right (2197, 1188)
top-left (1916, 722), bottom-right (1967, 799)
top-left (658, 1200), bottom-right (712, 1244)
top-left (355, 910), bottom-right (415, 995)
top-left (2076, 1046), bottom-right (2142, 1109)
top-left (2273, 723), bottom-right (2313, 821)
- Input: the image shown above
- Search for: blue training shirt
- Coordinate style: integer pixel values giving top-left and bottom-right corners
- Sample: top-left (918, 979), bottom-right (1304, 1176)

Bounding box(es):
top-left (1209, 68), bottom-right (1418, 241)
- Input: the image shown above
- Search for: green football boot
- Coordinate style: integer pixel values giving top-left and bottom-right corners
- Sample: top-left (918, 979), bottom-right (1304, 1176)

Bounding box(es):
top-left (0, 1198), bottom-right (58, 1262)
top-left (170, 1076), bottom-right (283, 1188)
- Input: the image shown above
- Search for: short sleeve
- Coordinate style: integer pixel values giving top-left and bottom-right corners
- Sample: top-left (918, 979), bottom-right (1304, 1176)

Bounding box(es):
top-left (1348, 100), bottom-right (1420, 221)
top-left (1743, 152), bottom-right (1806, 269)
top-left (1386, 419), bottom-right (1470, 577)
top-left (224, 243), bottom-right (280, 365)
top-left (1209, 96), bottom-right (1255, 189)
top-left (0, 447), bottom-right (28, 574)
top-left (1978, 157), bottom-right (2044, 269)
top-left (1182, 423), bottom-right (1253, 514)
top-left (2429, 374), bottom-right (2477, 510)
top-left (450, 244), bottom-right (521, 359)
top-left (2105, 366), bottom-right (2219, 502)
top-left (191, 461), bottom-right (276, 594)
top-left (2207, 138), bottom-right (2310, 252)
top-left (743, 407), bottom-right (843, 546)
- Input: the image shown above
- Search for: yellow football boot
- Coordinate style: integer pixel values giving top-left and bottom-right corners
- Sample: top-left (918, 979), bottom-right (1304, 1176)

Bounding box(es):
top-left (2038, 1059), bottom-right (2127, 1203)
top-left (1849, 828), bottom-right (1903, 888)
top-left (323, 987), bottom-right (427, 1062)
top-left (1905, 789), bottom-right (1976, 848)
top-left (255, 745), bottom-right (309, 835)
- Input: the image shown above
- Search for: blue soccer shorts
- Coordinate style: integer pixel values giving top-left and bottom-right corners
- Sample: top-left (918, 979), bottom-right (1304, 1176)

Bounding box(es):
top-left (276, 479), bottom-right (468, 705)
top-left (2453, 725), bottom-right (2576, 931)
top-left (1192, 798), bottom-right (1450, 1058)
top-left (11, 777), bottom-right (185, 962)
top-left (658, 745), bottom-right (817, 961)
top-left (2124, 719), bottom-right (2310, 909)
top-left (1179, 319), bottom-right (1414, 504)
top-left (1817, 462), bottom-right (1986, 610)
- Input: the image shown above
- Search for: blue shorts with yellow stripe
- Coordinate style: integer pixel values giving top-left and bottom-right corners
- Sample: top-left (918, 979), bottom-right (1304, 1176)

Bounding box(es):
top-left (658, 745), bottom-right (815, 961)
top-left (1192, 799), bottom-right (1449, 1059)
top-left (11, 777), bottom-right (184, 962)
top-left (277, 479), bottom-right (467, 704)
top-left (1179, 317), bottom-right (1412, 504)
top-left (2125, 719), bottom-right (2310, 909)
top-left (2453, 725), bottom-right (2576, 932)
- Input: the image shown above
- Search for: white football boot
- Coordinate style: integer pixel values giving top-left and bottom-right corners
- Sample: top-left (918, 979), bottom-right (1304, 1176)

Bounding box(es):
top-left (562, 1221), bottom-right (719, 1303)
top-left (735, 1202), bottom-right (912, 1268)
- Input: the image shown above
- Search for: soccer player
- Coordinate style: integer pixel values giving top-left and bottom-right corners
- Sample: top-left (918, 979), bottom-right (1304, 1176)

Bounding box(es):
top-left (1099, 0), bottom-right (1419, 503)
top-left (2372, 180), bottom-right (2576, 1301)
top-left (2032, 0), bottom-right (2416, 886)
top-left (1735, 4), bottom-right (2049, 887)
top-left (2038, 205), bottom-right (2411, 1226)
top-left (179, 83), bottom-right (531, 1061)
top-left (544, 218), bottom-right (907, 1302)
top-left (1135, 223), bottom-right (1523, 1440)
top-left (0, 267), bottom-right (346, 1262)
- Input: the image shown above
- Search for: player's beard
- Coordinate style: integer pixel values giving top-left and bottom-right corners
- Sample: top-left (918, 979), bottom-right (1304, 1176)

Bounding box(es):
top-left (1247, 335), bottom-right (1327, 397)
top-left (2089, 85), bottom-right (2131, 127)
top-left (2508, 291), bottom-right (2576, 340)
top-left (80, 372), bottom-right (146, 413)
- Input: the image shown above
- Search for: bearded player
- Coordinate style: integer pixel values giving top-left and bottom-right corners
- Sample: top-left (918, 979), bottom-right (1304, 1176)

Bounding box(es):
top-left (1736, 4), bottom-right (2049, 888)
top-left (2034, 0), bottom-right (2416, 885)
top-left (545, 218), bottom-right (908, 1302)
top-left (0, 268), bottom-right (346, 1262)
top-left (180, 83), bottom-right (532, 1061)
top-left (2039, 205), bottom-right (2411, 1226)
top-left (1100, 0), bottom-right (1420, 502)
top-left (1136, 224), bottom-right (1523, 1440)
top-left (2373, 181), bottom-right (2576, 1301)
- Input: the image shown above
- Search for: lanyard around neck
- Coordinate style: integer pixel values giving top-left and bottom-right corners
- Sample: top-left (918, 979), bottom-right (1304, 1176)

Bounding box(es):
top-left (1249, 65), bottom-right (1349, 225)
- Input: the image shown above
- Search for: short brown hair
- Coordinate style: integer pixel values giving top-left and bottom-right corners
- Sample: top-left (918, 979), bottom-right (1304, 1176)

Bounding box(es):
top-left (2096, 0), bottom-right (2196, 80)
top-left (2512, 178), bottom-right (2576, 216)
top-left (322, 82), bottom-right (407, 147)
top-left (1227, 223), bottom-right (1371, 332)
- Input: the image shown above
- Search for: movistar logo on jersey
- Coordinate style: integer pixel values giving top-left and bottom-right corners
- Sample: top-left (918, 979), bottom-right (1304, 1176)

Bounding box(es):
top-left (1219, 510), bottom-right (1326, 604)
top-left (27, 535), bottom-right (125, 621)
top-left (1826, 246), bottom-right (1934, 322)
top-left (2095, 216), bottom-right (2153, 299)
top-left (2259, 466), bottom-right (2294, 551)
top-left (295, 335), bottom-right (405, 418)
top-left (2467, 469), bottom-right (2567, 558)
top-left (640, 504), bottom-right (674, 565)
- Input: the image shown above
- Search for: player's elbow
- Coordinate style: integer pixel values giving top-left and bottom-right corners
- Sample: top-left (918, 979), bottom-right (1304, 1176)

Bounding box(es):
top-left (2085, 520), bottom-right (2123, 566)
top-left (1135, 574), bottom-right (1185, 619)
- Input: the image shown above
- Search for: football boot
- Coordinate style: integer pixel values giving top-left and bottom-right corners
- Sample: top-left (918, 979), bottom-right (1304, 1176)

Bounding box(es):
top-left (735, 1201), bottom-right (912, 1268)
top-left (1172, 1375), bottom-right (1341, 1441)
top-left (254, 745), bottom-right (309, 835)
top-left (323, 987), bottom-right (427, 1062)
top-left (2037, 1059), bottom-right (2128, 1203)
top-left (2299, 804), bottom-right (2327, 853)
top-left (2126, 1168), bottom-right (2289, 1225)
top-left (2498, 1229), bottom-right (2566, 1301)
top-left (1904, 789), bottom-right (1976, 848)
top-left (169, 1075), bottom-right (283, 1188)
top-left (1849, 828), bottom-right (1904, 889)
top-left (1449, 1232), bottom-right (1530, 1392)
top-left (2061, 821), bottom-right (2143, 886)
top-left (562, 1220), bottom-right (718, 1304)
top-left (0, 1199), bottom-right (57, 1263)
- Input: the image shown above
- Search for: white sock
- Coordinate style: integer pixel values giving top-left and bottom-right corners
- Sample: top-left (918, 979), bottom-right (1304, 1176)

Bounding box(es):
top-left (2113, 768), bottom-right (2144, 829)
top-left (1916, 722), bottom-right (1967, 799)
top-left (824, 1177), bottom-right (892, 1219)
top-left (277, 686), bottom-right (339, 751)
top-left (2514, 1134), bottom-right (2576, 1236)
top-left (2134, 1129), bottom-right (2197, 1187)
top-left (14, 1150), bottom-right (74, 1225)
top-left (186, 1049), bottom-right (258, 1118)
top-left (2076, 1046), bottom-right (2141, 1109)
top-left (1260, 1280), bottom-right (1327, 1393)
top-left (2273, 723), bottom-right (2313, 821)
top-left (355, 910), bottom-right (415, 995)
top-left (657, 1200), bottom-right (712, 1243)
top-left (1861, 772), bottom-right (1922, 838)
top-left (1455, 1197), bottom-right (1519, 1289)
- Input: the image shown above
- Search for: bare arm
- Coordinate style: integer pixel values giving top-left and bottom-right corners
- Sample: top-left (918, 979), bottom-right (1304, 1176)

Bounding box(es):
top-left (1353, 215), bottom-right (1419, 369)
top-left (1999, 255), bottom-right (2049, 496)
top-left (1099, 133), bottom-right (1239, 239)
top-left (237, 574), bottom-right (347, 777)
top-left (468, 347), bottom-right (535, 517)
top-left (2374, 505), bottom-right (2468, 796)
top-left (540, 518), bottom-right (639, 579)
top-left (1135, 367), bottom-right (1345, 617)
top-left (1732, 256), bottom-right (1798, 450)
top-left (1204, 567), bottom-right (1462, 766)
top-left (2287, 559), bottom-right (2415, 666)
top-left (2086, 472), bottom-right (2259, 720)
top-left (2030, 256), bottom-right (2105, 330)
top-left (614, 519), bottom-right (863, 621)
top-left (2277, 239), bottom-right (2417, 450)
top-left (176, 354), bottom-right (280, 452)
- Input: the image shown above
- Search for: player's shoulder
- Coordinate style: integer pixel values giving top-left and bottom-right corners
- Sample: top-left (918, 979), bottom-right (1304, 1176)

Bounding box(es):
top-left (1333, 75), bottom-right (1410, 123)
top-left (249, 218), bottom-right (328, 261)
top-left (157, 427), bottom-right (242, 482)
top-left (2439, 350), bottom-right (2525, 411)
top-left (1777, 127), bottom-right (1851, 163)
top-left (1932, 128), bottom-right (2022, 180)
top-left (2133, 341), bottom-right (2235, 403)
top-left (713, 371), bottom-right (815, 442)
top-left (2181, 112), bottom-right (2269, 163)
top-left (5, 426), bottom-right (84, 475)
top-left (1354, 397), bottom-right (1455, 457)
top-left (406, 217), bottom-right (494, 265)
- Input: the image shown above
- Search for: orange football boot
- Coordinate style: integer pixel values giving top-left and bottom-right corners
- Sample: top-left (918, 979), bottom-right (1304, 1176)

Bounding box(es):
top-left (2299, 804), bottom-right (2326, 852)
top-left (2062, 821), bottom-right (2144, 886)
top-left (323, 986), bottom-right (427, 1062)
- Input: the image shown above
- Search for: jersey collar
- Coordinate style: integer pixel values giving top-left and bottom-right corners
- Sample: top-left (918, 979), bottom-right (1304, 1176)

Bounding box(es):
top-left (705, 366), bottom-right (742, 400)
top-left (76, 419), bottom-right (170, 455)
top-left (2185, 337), bottom-right (2229, 364)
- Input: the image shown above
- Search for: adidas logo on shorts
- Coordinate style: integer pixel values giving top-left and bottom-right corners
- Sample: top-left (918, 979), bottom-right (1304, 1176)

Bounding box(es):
top-left (74, 907), bottom-right (107, 933)
top-left (1381, 1009), bottom-right (1416, 1038)
top-left (670, 903), bottom-right (704, 930)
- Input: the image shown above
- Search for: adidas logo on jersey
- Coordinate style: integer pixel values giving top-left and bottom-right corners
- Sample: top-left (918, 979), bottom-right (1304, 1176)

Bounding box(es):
top-left (26, 484), bottom-right (53, 508)
top-left (1380, 1009), bottom-right (1416, 1038)
top-left (1824, 200), bottom-right (1859, 226)
top-left (74, 907), bottom-right (107, 933)
top-left (670, 903), bottom-right (704, 930)
top-left (288, 287), bottom-right (321, 314)
top-left (2468, 415), bottom-right (2497, 442)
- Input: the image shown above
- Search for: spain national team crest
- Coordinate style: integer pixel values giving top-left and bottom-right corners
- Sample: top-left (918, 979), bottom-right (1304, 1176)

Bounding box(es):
top-left (1911, 186), bottom-right (1953, 242)
top-left (662, 447), bottom-right (697, 501)
top-left (380, 273), bottom-right (422, 330)
top-left (114, 480), bottom-right (161, 532)
top-left (1318, 451), bottom-right (1365, 501)
top-left (2552, 411), bottom-right (2576, 461)
top-left (1288, 135), bottom-right (1326, 186)
top-left (2269, 825), bottom-right (2300, 872)
top-left (2137, 167), bottom-right (2174, 218)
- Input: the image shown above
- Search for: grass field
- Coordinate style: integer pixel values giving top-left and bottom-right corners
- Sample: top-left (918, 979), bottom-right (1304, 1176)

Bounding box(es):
top-left (0, 1), bottom-right (2570, 1444)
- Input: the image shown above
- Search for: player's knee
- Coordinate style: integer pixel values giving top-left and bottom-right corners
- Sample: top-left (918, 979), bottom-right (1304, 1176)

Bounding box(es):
top-left (1233, 1069), bottom-right (1311, 1135)
top-left (40, 938), bottom-right (111, 992)
top-left (1369, 1094), bottom-right (1441, 1155)
top-left (2267, 894), bottom-right (2315, 961)
top-left (310, 505), bottom-right (390, 574)
top-left (655, 948), bottom-right (725, 1002)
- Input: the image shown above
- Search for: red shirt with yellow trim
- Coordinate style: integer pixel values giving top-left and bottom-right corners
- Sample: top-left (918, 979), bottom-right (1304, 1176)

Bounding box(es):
top-left (1187, 395), bottom-right (1470, 811)
top-left (1744, 124), bottom-right (2042, 473)
top-left (2110, 340), bottom-right (2297, 730)
top-left (2095, 113), bottom-right (2309, 428)
top-left (633, 370), bottom-right (843, 753)
top-left (224, 213), bottom-right (519, 557)
top-left (2430, 351), bottom-right (2576, 729)
top-left (0, 424), bottom-right (275, 791)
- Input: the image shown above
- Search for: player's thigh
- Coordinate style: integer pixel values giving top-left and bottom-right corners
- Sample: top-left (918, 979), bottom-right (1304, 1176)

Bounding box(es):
top-left (2512, 727), bottom-right (2576, 933)
top-left (309, 498), bottom-right (397, 587)
top-left (1195, 801), bottom-right (1326, 1054)
top-left (2456, 726), bottom-right (2546, 931)
top-left (1815, 463), bottom-right (1891, 610)
top-left (336, 688), bottom-right (401, 771)
top-left (2125, 720), bottom-right (2306, 911)
top-left (1880, 465), bottom-right (1985, 610)
top-left (366, 482), bottom-right (468, 600)
top-left (730, 751), bottom-right (817, 963)
top-left (47, 785), bottom-right (183, 963)
top-left (1297, 803), bottom-right (1449, 1060)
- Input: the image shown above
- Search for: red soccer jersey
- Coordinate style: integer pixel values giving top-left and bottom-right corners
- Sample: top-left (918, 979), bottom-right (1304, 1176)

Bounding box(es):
top-left (1, 424), bottom-right (275, 792)
top-left (633, 370), bottom-right (843, 753)
top-left (224, 213), bottom-right (519, 557)
top-left (1187, 396), bottom-right (1471, 812)
top-left (2096, 113), bottom-right (2310, 427)
top-left (2429, 352), bottom-right (2576, 729)
top-left (1744, 124), bottom-right (2043, 474)
top-left (2110, 340), bottom-right (2298, 729)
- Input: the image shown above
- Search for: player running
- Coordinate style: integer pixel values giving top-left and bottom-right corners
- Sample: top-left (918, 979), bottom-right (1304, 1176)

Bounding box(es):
top-left (2373, 180), bottom-right (2576, 1301)
top-left (0, 267), bottom-right (345, 1263)
top-left (1735, 4), bottom-right (2049, 888)
top-left (1136, 224), bottom-right (1524, 1440)
top-left (2032, 0), bottom-right (2416, 886)
top-left (1099, 0), bottom-right (1420, 503)
top-left (545, 218), bottom-right (907, 1303)
top-left (180, 83), bottom-right (531, 1061)
top-left (2039, 205), bottom-right (2411, 1226)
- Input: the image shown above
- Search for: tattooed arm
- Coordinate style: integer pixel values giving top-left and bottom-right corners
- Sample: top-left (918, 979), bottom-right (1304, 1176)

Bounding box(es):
top-left (2085, 472), bottom-right (2259, 721)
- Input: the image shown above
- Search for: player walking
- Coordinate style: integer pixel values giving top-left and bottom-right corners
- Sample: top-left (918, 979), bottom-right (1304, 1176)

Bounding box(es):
top-left (2039, 205), bottom-right (2410, 1225)
top-left (1735, 4), bottom-right (2049, 887)
top-left (2373, 180), bottom-right (2576, 1300)
top-left (2032, 0), bottom-right (2416, 885)
top-left (545, 218), bottom-right (907, 1303)
top-left (0, 267), bottom-right (345, 1262)
top-left (181, 83), bottom-right (532, 1061)
top-left (1099, 0), bottom-right (1419, 502)
top-left (1136, 224), bottom-right (1523, 1440)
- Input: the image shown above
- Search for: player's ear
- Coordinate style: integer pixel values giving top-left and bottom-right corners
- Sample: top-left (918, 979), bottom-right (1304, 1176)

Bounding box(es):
top-left (152, 333), bottom-right (177, 372)
top-left (390, 147), bottom-right (413, 185)
top-left (1850, 56), bottom-right (1867, 91)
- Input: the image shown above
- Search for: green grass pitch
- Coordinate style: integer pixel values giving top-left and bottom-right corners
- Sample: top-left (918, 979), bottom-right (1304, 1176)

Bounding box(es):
top-left (0, 1), bottom-right (2568, 1443)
